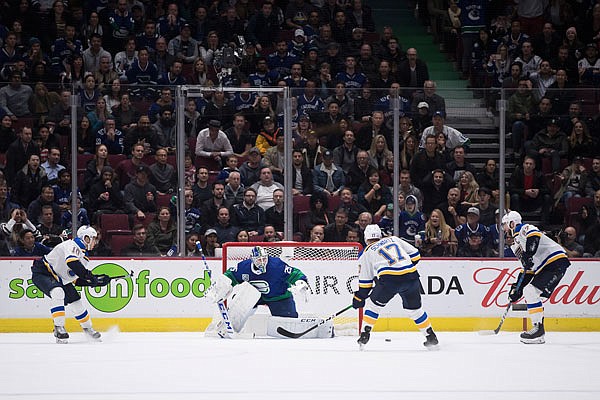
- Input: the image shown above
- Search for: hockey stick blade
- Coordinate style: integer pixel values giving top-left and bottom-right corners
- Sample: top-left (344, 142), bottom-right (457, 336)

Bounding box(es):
top-left (478, 303), bottom-right (512, 336)
top-left (277, 305), bottom-right (353, 339)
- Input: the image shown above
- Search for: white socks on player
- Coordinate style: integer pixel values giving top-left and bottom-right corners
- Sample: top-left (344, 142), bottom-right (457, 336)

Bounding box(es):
top-left (70, 300), bottom-right (93, 329)
top-left (49, 287), bottom-right (66, 327)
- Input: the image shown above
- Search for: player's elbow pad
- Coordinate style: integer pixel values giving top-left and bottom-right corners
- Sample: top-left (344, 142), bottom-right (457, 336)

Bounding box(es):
top-left (525, 235), bottom-right (540, 257)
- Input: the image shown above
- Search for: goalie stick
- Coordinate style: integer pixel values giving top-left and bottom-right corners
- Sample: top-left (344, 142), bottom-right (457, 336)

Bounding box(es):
top-left (276, 304), bottom-right (353, 339)
top-left (478, 272), bottom-right (527, 336)
top-left (196, 241), bottom-right (235, 338)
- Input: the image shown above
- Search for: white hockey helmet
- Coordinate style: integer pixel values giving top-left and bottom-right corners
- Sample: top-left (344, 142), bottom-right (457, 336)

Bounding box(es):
top-left (250, 246), bottom-right (269, 274)
top-left (76, 225), bottom-right (98, 250)
top-left (363, 224), bottom-right (382, 241)
top-left (501, 210), bottom-right (522, 236)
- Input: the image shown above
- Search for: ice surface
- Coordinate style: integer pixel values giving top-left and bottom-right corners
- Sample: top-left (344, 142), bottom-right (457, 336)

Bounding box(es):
top-left (1, 330), bottom-right (599, 400)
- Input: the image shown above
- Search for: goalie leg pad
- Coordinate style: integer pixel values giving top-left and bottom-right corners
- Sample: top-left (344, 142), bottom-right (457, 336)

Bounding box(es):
top-left (228, 282), bottom-right (261, 332)
top-left (267, 316), bottom-right (334, 339)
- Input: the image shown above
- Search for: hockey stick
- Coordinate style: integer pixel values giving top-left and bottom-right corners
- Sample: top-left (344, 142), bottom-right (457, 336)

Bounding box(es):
top-left (196, 241), bottom-right (235, 338)
top-left (110, 270), bottom-right (134, 281)
top-left (277, 304), bottom-right (353, 339)
top-left (478, 272), bottom-right (527, 336)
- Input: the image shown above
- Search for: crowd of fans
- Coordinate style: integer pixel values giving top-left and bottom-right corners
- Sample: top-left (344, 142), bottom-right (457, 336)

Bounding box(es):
top-left (0, 1), bottom-right (598, 259)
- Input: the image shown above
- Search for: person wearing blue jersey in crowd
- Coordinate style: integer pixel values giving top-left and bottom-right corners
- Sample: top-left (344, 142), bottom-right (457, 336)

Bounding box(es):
top-left (352, 224), bottom-right (439, 350)
top-left (503, 211), bottom-right (570, 344)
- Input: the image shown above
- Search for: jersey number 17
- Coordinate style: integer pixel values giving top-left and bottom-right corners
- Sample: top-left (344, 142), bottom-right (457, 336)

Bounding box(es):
top-left (378, 243), bottom-right (405, 266)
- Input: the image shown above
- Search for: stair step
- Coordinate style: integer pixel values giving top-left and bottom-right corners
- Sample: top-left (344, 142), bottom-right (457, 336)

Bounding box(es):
top-left (469, 142), bottom-right (499, 150)
top-left (446, 99), bottom-right (485, 108)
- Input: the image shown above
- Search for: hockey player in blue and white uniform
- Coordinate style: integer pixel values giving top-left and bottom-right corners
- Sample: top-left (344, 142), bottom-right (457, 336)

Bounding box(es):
top-left (503, 211), bottom-right (570, 344)
top-left (352, 224), bottom-right (439, 350)
top-left (208, 246), bottom-right (318, 337)
top-left (31, 226), bottom-right (109, 343)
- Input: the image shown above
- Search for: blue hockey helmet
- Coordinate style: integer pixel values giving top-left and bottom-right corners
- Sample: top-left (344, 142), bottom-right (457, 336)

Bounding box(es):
top-left (250, 246), bottom-right (268, 274)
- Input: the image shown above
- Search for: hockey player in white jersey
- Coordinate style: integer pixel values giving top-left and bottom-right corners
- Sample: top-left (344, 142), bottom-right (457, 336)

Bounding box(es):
top-left (352, 224), bottom-right (438, 350)
top-left (503, 211), bottom-right (571, 344)
top-left (31, 226), bottom-right (110, 343)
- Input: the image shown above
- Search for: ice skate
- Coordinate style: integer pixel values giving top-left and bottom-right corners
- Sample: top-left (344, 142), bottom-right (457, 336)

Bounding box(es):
top-left (83, 327), bottom-right (102, 341)
top-left (357, 326), bottom-right (371, 351)
top-left (520, 320), bottom-right (545, 344)
top-left (423, 327), bottom-right (439, 350)
top-left (53, 325), bottom-right (69, 344)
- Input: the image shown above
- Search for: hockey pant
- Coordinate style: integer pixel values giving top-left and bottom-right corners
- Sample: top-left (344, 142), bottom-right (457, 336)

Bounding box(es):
top-left (524, 259), bottom-right (570, 325)
top-left (362, 275), bottom-right (433, 335)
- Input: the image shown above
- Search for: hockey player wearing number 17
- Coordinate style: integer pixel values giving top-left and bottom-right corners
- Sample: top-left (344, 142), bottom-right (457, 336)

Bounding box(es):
top-left (30, 226), bottom-right (110, 343)
top-left (353, 224), bottom-right (439, 350)
top-left (208, 246), bottom-right (316, 337)
top-left (502, 211), bottom-right (570, 344)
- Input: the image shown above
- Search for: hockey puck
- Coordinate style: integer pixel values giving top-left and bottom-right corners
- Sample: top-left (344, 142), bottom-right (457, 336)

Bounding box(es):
top-left (385, 338), bottom-right (392, 342)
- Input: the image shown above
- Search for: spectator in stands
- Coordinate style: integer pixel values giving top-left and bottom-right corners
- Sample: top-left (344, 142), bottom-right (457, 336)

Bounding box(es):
top-left (87, 166), bottom-right (124, 222)
top-left (333, 129), bottom-right (359, 174)
top-left (421, 169), bottom-right (454, 215)
top-left (585, 157), bottom-right (600, 197)
top-left (356, 110), bottom-right (388, 151)
top-left (0, 180), bottom-right (19, 222)
top-left (231, 187), bottom-right (265, 237)
top-left (475, 187), bottom-right (497, 226)
top-left (87, 96), bottom-right (113, 135)
top-left (509, 156), bottom-right (552, 226)
top-left (13, 229), bottom-right (51, 257)
top-left (457, 230), bottom-right (493, 257)
top-left (299, 130), bottom-right (325, 170)
top-left (0, 116), bottom-right (17, 156)
top-left (339, 186), bottom-right (368, 224)
top-left (95, 117), bottom-right (124, 155)
top-left (290, 149), bottom-right (313, 196)
top-left (216, 155), bottom-right (240, 183)
top-left (399, 195), bottom-right (425, 244)
top-left (223, 170), bottom-right (244, 205)
top-left (410, 135), bottom-right (445, 187)
top-left (309, 224), bottom-right (325, 242)
top-left (419, 111), bottom-right (470, 150)
top-left (380, 36), bottom-right (403, 75)
top-left (445, 145), bottom-right (477, 183)
top-left (456, 170), bottom-right (480, 208)
top-left (577, 43), bottom-right (600, 85)
top-left (11, 152), bottom-right (46, 209)
top-left (420, 208), bottom-right (457, 257)
top-left (476, 159), bottom-right (501, 204)
top-left (120, 224), bottom-right (161, 257)
top-left (113, 93), bottom-right (141, 136)
top-left (367, 134), bottom-right (392, 171)
top-left (529, 60), bottom-right (556, 102)
top-left (149, 36), bottom-right (174, 77)
top-left (265, 188), bottom-right (284, 235)
top-left (195, 119), bottom-right (233, 169)
top-left (148, 147), bottom-right (176, 195)
top-left (550, 48), bottom-right (578, 92)
top-left (146, 206), bottom-right (177, 256)
top-left (189, 167), bottom-right (210, 206)
top-left (239, 146), bottom-right (264, 187)
top-left (36, 205), bottom-right (66, 249)
top-left (508, 78), bottom-right (537, 158)
top-left (455, 206), bottom-right (490, 253)
top-left (358, 169), bottom-right (391, 219)
top-left (307, 192), bottom-right (332, 230)
top-left (555, 156), bottom-right (588, 206)
top-left (212, 205), bottom-right (238, 245)
top-left (526, 97), bottom-right (554, 143)
top-left (559, 226), bottom-right (584, 258)
top-left (82, 34), bottom-right (112, 74)
top-left (200, 228), bottom-right (220, 255)
top-left (183, 232), bottom-right (202, 257)
top-left (568, 120), bottom-right (596, 161)
top-left (0, 70), bottom-right (32, 119)
top-left (514, 41), bottom-right (542, 78)
top-left (356, 45), bottom-right (379, 84)
top-left (199, 181), bottom-right (230, 229)
top-left (526, 117), bottom-right (568, 172)
top-left (398, 168), bottom-right (423, 206)
top-left (437, 187), bottom-right (466, 229)
top-left (40, 147), bottom-right (65, 185)
top-left (324, 207), bottom-right (352, 242)
top-left (411, 80), bottom-right (446, 116)
top-left (94, 56), bottom-right (120, 93)
top-left (312, 149), bottom-right (346, 197)
top-left (251, 167), bottom-right (284, 211)
top-left (246, 1), bottom-right (281, 54)
top-left (53, 169), bottom-right (82, 214)
top-left (26, 183), bottom-right (61, 226)
top-left (124, 165), bottom-right (158, 221)
top-left (153, 106), bottom-right (177, 153)
top-left (225, 113), bottom-right (253, 158)
top-left (60, 195), bottom-right (90, 231)
top-left (126, 47), bottom-right (159, 94)
top-left (124, 115), bottom-right (159, 156)
top-left (397, 47), bottom-right (429, 97)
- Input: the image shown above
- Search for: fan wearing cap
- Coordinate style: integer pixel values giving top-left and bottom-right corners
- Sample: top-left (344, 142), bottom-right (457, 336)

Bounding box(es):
top-left (578, 42), bottom-right (600, 86)
top-left (411, 80), bottom-right (446, 116)
top-left (195, 119), bottom-right (234, 166)
top-left (289, 28), bottom-right (309, 57)
top-left (255, 115), bottom-right (282, 155)
top-left (454, 206), bottom-right (490, 254)
top-left (201, 228), bottom-right (220, 257)
top-left (418, 110), bottom-right (470, 150)
top-left (313, 149), bottom-right (346, 196)
top-left (525, 116), bottom-right (568, 172)
top-left (123, 164), bottom-right (158, 220)
top-left (353, 224), bottom-right (439, 350)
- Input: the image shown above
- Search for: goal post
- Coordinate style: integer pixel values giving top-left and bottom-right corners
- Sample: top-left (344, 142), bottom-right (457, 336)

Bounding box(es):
top-left (220, 241), bottom-right (363, 336)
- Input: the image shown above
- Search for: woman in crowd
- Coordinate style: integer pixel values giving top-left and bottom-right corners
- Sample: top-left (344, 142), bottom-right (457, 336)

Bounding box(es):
top-left (83, 144), bottom-right (110, 195)
top-left (368, 134), bottom-right (393, 171)
top-left (358, 169), bottom-right (392, 219)
top-left (147, 206), bottom-right (177, 255)
top-left (420, 208), bottom-right (457, 257)
top-left (457, 171), bottom-right (479, 207)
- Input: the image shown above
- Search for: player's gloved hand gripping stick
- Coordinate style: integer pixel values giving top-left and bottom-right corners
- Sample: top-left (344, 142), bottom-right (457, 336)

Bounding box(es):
top-left (196, 241), bottom-right (235, 338)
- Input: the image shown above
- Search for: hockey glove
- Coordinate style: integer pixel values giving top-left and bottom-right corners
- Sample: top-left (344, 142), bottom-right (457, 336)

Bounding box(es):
top-left (90, 274), bottom-right (111, 287)
top-left (508, 272), bottom-right (534, 303)
top-left (352, 292), bottom-right (366, 309)
top-left (290, 280), bottom-right (310, 303)
top-left (521, 254), bottom-right (534, 271)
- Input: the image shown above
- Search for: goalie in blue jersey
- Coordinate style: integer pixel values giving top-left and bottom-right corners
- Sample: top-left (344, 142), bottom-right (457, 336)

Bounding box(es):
top-left (207, 246), bottom-right (333, 338)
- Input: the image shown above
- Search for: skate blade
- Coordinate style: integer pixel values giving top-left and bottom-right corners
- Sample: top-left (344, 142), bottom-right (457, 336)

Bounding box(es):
top-left (358, 343), bottom-right (366, 351)
top-left (56, 338), bottom-right (68, 344)
top-left (520, 337), bottom-right (545, 344)
top-left (425, 343), bottom-right (440, 351)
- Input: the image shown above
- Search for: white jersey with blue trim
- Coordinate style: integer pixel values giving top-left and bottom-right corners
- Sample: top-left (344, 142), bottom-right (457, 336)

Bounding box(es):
top-left (42, 239), bottom-right (90, 284)
top-left (510, 223), bottom-right (567, 273)
top-left (357, 236), bottom-right (421, 290)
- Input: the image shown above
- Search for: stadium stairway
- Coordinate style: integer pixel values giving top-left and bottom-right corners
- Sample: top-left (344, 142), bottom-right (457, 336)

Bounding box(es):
top-left (371, 0), bottom-right (507, 173)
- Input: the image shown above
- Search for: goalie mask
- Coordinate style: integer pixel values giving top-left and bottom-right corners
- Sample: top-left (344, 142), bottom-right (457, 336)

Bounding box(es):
top-left (250, 246), bottom-right (269, 274)
top-left (501, 210), bottom-right (522, 238)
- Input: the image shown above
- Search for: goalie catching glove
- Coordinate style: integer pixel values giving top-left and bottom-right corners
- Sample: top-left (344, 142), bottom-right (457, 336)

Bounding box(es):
top-left (206, 274), bottom-right (234, 303)
top-left (290, 280), bottom-right (310, 303)
top-left (508, 272), bottom-right (534, 303)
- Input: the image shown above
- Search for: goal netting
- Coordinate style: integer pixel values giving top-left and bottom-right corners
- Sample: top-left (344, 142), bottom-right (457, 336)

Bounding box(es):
top-left (219, 241), bottom-right (362, 336)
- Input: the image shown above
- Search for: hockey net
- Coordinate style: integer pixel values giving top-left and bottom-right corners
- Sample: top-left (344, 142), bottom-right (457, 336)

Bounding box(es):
top-left (220, 242), bottom-right (362, 336)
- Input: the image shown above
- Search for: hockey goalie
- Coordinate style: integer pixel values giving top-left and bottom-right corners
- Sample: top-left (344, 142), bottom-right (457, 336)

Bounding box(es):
top-left (205, 246), bottom-right (334, 338)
